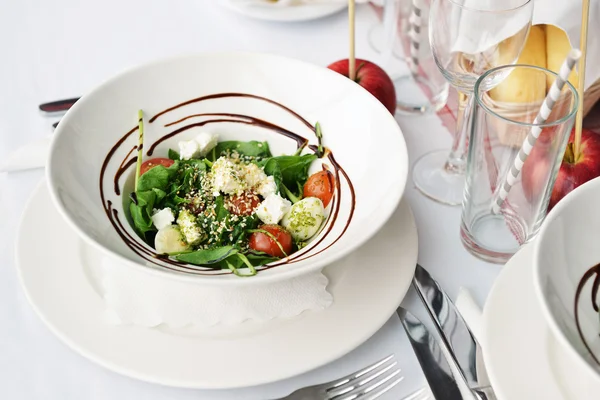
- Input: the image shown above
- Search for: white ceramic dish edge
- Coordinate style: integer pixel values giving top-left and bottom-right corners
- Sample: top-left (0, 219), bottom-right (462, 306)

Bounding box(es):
top-left (533, 177), bottom-right (600, 385)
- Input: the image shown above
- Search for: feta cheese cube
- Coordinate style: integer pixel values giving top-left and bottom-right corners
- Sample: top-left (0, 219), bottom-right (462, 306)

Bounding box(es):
top-left (176, 209), bottom-right (203, 245)
top-left (211, 157), bottom-right (245, 195)
top-left (151, 208), bottom-right (175, 230)
top-left (179, 139), bottom-right (201, 160)
top-left (195, 132), bottom-right (219, 157)
top-left (256, 193), bottom-right (292, 225)
top-left (243, 163), bottom-right (268, 188)
top-left (257, 175), bottom-right (277, 198)
top-left (178, 132), bottom-right (219, 160)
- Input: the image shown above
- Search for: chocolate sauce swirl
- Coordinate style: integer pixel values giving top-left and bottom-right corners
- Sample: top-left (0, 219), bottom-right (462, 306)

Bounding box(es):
top-left (574, 263), bottom-right (600, 366)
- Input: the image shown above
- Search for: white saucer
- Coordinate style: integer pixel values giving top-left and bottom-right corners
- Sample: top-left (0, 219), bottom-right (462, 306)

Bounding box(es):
top-left (482, 244), bottom-right (595, 400)
top-left (222, 0), bottom-right (346, 22)
top-left (16, 181), bottom-right (418, 389)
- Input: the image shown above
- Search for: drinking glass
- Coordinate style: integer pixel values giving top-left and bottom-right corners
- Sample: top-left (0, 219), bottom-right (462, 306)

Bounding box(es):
top-left (370, 0), bottom-right (449, 114)
top-left (368, 0), bottom-right (408, 57)
top-left (461, 65), bottom-right (578, 263)
top-left (412, 0), bottom-right (533, 205)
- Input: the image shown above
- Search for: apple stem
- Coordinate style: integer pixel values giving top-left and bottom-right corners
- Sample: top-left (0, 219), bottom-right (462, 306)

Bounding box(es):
top-left (574, 0), bottom-right (591, 159)
top-left (348, 0), bottom-right (356, 81)
top-left (564, 142), bottom-right (575, 164)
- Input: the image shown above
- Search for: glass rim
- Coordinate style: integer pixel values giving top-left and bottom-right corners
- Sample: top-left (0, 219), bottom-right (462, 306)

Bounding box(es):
top-left (474, 64), bottom-right (579, 128)
top-left (445, 0), bottom-right (532, 13)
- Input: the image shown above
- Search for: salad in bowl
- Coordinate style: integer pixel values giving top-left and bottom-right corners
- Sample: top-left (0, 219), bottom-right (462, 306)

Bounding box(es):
top-left (130, 127), bottom-right (335, 277)
top-left (46, 52), bottom-right (408, 283)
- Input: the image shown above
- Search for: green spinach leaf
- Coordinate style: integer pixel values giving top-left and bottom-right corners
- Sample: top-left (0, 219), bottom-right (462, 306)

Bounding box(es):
top-left (214, 141), bottom-right (272, 158)
top-left (135, 190), bottom-right (156, 208)
top-left (175, 246), bottom-right (237, 265)
top-left (136, 162), bottom-right (179, 192)
top-left (152, 188), bottom-right (167, 204)
top-left (214, 195), bottom-right (229, 221)
top-left (273, 154), bottom-right (317, 187)
top-left (128, 189), bottom-right (159, 238)
top-left (246, 253), bottom-right (280, 266)
top-left (210, 251), bottom-right (278, 270)
top-left (263, 158), bottom-right (283, 193)
top-left (168, 149), bottom-right (180, 160)
top-left (261, 154), bottom-right (317, 200)
top-left (129, 201), bottom-right (154, 236)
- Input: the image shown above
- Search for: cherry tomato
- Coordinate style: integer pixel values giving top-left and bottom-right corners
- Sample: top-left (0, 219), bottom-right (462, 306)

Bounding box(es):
top-left (140, 158), bottom-right (174, 175)
top-left (249, 225), bottom-right (293, 258)
top-left (303, 170), bottom-right (335, 207)
top-left (226, 192), bottom-right (261, 216)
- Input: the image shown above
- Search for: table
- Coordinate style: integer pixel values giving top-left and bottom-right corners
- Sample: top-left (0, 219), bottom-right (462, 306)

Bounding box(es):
top-left (0, 1), bottom-right (499, 398)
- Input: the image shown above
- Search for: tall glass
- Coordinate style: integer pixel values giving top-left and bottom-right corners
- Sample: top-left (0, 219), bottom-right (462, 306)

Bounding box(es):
top-left (369, 0), bottom-right (449, 114)
top-left (367, 0), bottom-right (408, 58)
top-left (461, 65), bottom-right (578, 263)
top-left (412, 0), bottom-right (533, 205)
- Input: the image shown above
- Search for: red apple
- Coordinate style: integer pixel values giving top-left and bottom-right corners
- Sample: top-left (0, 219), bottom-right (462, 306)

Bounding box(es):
top-left (327, 59), bottom-right (396, 114)
top-left (549, 128), bottom-right (600, 210)
top-left (521, 128), bottom-right (555, 202)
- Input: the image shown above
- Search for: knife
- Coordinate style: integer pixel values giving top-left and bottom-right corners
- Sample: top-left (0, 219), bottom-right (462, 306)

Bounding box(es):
top-left (39, 97), bottom-right (80, 113)
top-left (398, 307), bottom-right (466, 400)
top-left (413, 264), bottom-right (495, 398)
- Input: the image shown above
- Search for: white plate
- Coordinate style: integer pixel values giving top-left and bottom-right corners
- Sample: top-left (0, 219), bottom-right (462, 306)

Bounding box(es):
top-left (16, 181), bottom-right (418, 389)
top-left (222, 0), bottom-right (346, 22)
top-left (482, 244), bottom-right (597, 400)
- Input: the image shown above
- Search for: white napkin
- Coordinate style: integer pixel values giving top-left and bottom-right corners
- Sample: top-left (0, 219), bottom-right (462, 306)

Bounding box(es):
top-left (0, 135), bottom-right (51, 173)
top-left (455, 286), bottom-right (484, 346)
top-left (451, 0), bottom-right (531, 55)
top-left (99, 256), bottom-right (333, 327)
top-left (534, 0), bottom-right (600, 90)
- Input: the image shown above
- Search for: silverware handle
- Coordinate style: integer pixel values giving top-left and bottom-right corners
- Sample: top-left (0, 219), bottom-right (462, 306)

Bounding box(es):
top-left (39, 97), bottom-right (80, 113)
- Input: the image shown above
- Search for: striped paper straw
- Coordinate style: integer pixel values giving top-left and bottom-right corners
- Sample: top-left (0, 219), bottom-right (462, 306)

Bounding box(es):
top-left (492, 49), bottom-right (581, 214)
top-left (408, 0), bottom-right (422, 75)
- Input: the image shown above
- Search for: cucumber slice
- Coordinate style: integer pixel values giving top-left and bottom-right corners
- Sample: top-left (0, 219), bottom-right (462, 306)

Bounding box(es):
top-left (155, 225), bottom-right (190, 255)
top-left (281, 197), bottom-right (325, 241)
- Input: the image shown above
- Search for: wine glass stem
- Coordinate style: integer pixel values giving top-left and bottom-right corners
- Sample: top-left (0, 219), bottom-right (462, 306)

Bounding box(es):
top-left (381, 0), bottom-right (398, 68)
top-left (444, 91), bottom-right (473, 174)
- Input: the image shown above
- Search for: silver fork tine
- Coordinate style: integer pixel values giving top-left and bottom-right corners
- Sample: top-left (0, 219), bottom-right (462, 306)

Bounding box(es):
top-left (327, 355), bottom-right (395, 390)
top-left (402, 387), bottom-right (431, 400)
top-left (326, 357), bottom-right (398, 397)
top-left (334, 368), bottom-right (403, 400)
top-left (359, 375), bottom-right (406, 400)
top-left (274, 354), bottom-right (419, 400)
top-left (364, 386), bottom-right (430, 400)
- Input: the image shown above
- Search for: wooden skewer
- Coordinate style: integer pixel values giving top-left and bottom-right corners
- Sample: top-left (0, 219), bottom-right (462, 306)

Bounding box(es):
top-left (574, 0), bottom-right (591, 157)
top-left (348, 0), bottom-right (356, 81)
top-left (135, 109), bottom-right (144, 190)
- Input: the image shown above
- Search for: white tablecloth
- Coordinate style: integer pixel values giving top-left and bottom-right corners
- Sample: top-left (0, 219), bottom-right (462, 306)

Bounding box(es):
top-left (0, 1), bottom-right (497, 399)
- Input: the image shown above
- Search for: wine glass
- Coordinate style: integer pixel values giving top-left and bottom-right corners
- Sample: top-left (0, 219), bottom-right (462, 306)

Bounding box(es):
top-left (412, 0), bottom-right (533, 205)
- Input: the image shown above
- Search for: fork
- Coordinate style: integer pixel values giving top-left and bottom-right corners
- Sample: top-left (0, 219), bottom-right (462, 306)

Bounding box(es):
top-left (278, 354), bottom-right (430, 400)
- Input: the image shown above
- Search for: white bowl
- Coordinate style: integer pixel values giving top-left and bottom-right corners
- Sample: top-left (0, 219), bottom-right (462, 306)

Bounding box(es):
top-left (47, 52), bottom-right (408, 285)
top-left (534, 177), bottom-right (600, 384)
